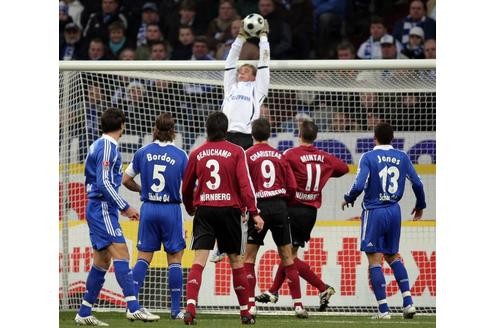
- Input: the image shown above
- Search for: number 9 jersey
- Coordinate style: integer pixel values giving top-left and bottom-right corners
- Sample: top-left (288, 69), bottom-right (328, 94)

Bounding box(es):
top-left (284, 145), bottom-right (349, 208)
top-left (344, 145), bottom-right (426, 210)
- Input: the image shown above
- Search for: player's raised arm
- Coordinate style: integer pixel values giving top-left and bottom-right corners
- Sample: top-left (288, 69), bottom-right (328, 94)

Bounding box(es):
top-left (255, 19), bottom-right (270, 104)
top-left (95, 141), bottom-right (129, 211)
top-left (224, 21), bottom-right (249, 95)
top-left (343, 154), bottom-right (370, 206)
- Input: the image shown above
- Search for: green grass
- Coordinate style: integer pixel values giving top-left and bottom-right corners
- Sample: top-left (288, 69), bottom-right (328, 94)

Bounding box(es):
top-left (60, 311), bottom-right (435, 328)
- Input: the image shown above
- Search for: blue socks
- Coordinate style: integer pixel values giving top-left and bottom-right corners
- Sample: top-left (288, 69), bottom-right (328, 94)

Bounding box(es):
top-left (169, 263), bottom-right (183, 317)
top-left (132, 259), bottom-right (150, 296)
top-left (113, 259), bottom-right (140, 312)
top-left (369, 265), bottom-right (390, 314)
top-left (78, 265), bottom-right (106, 317)
top-left (390, 259), bottom-right (413, 307)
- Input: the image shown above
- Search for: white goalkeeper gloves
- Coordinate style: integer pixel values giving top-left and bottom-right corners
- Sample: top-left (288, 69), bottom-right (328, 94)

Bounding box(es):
top-left (260, 19), bottom-right (269, 38)
top-left (238, 20), bottom-right (250, 41)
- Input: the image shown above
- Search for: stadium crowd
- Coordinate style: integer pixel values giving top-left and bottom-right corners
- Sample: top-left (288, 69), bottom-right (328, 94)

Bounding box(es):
top-left (59, 0), bottom-right (436, 61)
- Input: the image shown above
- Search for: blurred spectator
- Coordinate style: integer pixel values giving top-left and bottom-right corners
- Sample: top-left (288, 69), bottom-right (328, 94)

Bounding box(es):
top-left (63, 0), bottom-right (85, 29)
top-left (83, 82), bottom-right (106, 141)
top-left (259, 104), bottom-right (273, 127)
top-left (86, 37), bottom-right (110, 60)
top-left (171, 26), bottom-right (195, 60)
top-left (60, 23), bottom-right (85, 60)
top-left (357, 16), bottom-right (401, 60)
top-left (328, 111), bottom-right (359, 132)
top-left (357, 92), bottom-right (382, 131)
top-left (135, 23), bottom-right (166, 59)
top-left (119, 81), bottom-right (153, 135)
top-left (313, 0), bottom-right (346, 59)
top-left (165, 0), bottom-right (209, 48)
top-left (280, 0), bottom-right (314, 59)
top-left (83, 0), bottom-right (128, 47)
top-left (206, 0), bottom-right (240, 50)
top-left (393, 0), bottom-right (435, 49)
top-left (134, 2), bottom-right (161, 47)
top-left (149, 40), bottom-right (169, 60)
top-left (258, 0), bottom-right (292, 59)
top-left (215, 19), bottom-right (260, 60)
top-left (424, 38), bottom-right (435, 59)
top-left (107, 21), bottom-right (132, 59)
top-left (60, 1), bottom-right (74, 40)
top-left (380, 35), bottom-right (407, 59)
top-left (426, 0), bottom-right (435, 20)
top-left (191, 36), bottom-right (214, 60)
top-left (235, 0), bottom-right (259, 18)
top-left (401, 26), bottom-right (425, 59)
top-left (281, 112), bottom-right (313, 134)
top-left (336, 41), bottom-right (355, 59)
top-left (119, 47), bottom-right (136, 60)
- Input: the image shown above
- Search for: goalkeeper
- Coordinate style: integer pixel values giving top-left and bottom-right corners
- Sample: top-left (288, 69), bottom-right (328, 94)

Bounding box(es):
top-left (221, 17), bottom-right (270, 150)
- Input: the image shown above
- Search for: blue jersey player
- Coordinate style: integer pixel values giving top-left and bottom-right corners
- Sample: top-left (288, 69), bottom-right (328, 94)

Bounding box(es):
top-left (75, 108), bottom-right (160, 326)
top-left (123, 113), bottom-right (188, 320)
top-left (341, 122), bottom-right (426, 320)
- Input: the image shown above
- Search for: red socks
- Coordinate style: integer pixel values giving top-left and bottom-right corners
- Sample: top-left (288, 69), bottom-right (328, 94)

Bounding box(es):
top-left (185, 264), bottom-right (204, 316)
top-left (232, 267), bottom-right (250, 317)
top-left (294, 258), bottom-right (327, 292)
top-left (284, 263), bottom-right (303, 308)
top-left (244, 263), bottom-right (256, 309)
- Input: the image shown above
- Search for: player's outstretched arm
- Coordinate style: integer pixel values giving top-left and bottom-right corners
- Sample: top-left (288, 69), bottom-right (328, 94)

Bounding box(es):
top-left (224, 21), bottom-right (248, 95)
top-left (255, 19), bottom-right (270, 102)
top-left (181, 155), bottom-right (198, 216)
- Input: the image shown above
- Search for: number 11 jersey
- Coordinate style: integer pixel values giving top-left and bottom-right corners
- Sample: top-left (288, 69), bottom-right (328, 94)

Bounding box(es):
top-left (284, 145), bottom-right (349, 208)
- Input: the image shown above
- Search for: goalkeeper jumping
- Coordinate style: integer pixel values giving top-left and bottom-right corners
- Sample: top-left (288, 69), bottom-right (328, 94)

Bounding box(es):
top-left (221, 17), bottom-right (270, 150)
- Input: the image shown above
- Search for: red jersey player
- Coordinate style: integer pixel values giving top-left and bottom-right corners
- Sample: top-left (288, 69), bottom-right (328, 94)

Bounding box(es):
top-left (244, 118), bottom-right (308, 318)
top-left (256, 120), bottom-right (349, 311)
top-left (181, 111), bottom-right (264, 325)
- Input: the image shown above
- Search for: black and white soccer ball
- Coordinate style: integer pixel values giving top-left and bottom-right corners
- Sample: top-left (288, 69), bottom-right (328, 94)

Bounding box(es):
top-left (243, 13), bottom-right (265, 37)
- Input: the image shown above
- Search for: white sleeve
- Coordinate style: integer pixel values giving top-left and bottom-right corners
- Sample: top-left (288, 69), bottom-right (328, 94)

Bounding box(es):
top-left (224, 37), bottom-right (245, 96)
top-left (357, 42), bottom-right (366, 59)
top-left (125, 161), bottom-right (137, 178)
top-left (255, 36), bottom-right (270, 104)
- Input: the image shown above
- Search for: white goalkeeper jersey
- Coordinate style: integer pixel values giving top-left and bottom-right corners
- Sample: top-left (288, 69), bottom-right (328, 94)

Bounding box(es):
top-left (222, 36), bottom-right (270, 134)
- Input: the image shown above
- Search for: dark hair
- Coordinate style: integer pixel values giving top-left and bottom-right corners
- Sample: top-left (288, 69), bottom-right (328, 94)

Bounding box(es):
top-left (300, 120), bottom-right (318, 143)
top-left (150, 40), bottom-right (168, 51)
top-left (193, 35), bottom-right (208, 46)
top-left (374, 122), bottom-right (394, 145)
top-left (337, 41), bottom-right (355, 54)
top-left (101, 107), bottom-right (125, 133)
top-left (153, 112), bottom-right (175, 142)
top-left (181, 0), bottom-right (197, 11)
top-left (206, 111), bottom-right (228, 141)
top-left (251, 118), bottom-right (270, 141)
top-left (370, 16), bottom-right (385, 25)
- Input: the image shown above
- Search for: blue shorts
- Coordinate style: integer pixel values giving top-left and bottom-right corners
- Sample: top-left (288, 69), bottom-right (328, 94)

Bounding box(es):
top-left (138, 202), bottom-right (186, 254)
top-left (360, 203), bottom-right (401, 255)
top-left (86, 199), bottom-right (126, 251)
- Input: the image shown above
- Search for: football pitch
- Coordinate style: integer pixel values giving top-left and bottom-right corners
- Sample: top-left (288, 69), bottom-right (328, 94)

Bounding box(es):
top-left (60, 311), bottom-right (435, 327)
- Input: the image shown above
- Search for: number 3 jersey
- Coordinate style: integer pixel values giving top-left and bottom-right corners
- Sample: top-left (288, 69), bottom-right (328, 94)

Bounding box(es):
top-left (182, 140), bottom-right (259, 216)
top-left (284, 145), bottom-right (349, 208)
top-left (245, 143), bottom-right (296, 200)
top-left (344, 145), bottom-right (426, 210)
top-left (125, 141), bottom-right (188, 203)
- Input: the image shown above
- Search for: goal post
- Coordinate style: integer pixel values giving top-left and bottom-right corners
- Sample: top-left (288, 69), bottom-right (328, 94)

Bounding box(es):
top-left (59, 59), bottom-right (435, 314)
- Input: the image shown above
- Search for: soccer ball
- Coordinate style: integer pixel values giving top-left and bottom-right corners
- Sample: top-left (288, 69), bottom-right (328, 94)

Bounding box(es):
top-left (243, 13), bottom-right (265, 37)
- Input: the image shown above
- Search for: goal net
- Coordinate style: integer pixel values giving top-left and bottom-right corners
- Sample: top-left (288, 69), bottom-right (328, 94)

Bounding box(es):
top-left (59, 60), bottom-right (435, 315)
